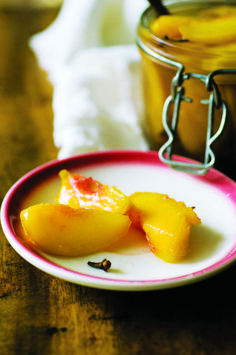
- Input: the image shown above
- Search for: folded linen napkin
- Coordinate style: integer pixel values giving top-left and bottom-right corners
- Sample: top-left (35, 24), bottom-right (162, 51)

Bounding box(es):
top-left (30, 0), bottom-right (149, 159)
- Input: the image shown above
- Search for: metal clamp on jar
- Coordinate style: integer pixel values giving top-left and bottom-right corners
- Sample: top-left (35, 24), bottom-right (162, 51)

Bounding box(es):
top-left (137, 1), bottom-right (236, 178)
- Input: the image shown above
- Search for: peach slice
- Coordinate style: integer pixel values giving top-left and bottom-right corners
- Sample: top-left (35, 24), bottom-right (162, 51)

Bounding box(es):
top-left (20, 203), bottom-right (131, 256)
top-left (151, 6), bottom-right (236, 45)
top-left (151, 15), bottom-right (191, 41)
top-left (127, 192), bottom-right (201, 263)
top-left (56, 169), bottom-right (130, 214)
top-left (179, 15), bottom-right (236, 45)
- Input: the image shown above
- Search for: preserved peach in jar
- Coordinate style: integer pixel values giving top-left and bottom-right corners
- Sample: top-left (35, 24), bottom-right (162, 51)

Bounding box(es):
top-left (137, 0), bottom-right (236, 177)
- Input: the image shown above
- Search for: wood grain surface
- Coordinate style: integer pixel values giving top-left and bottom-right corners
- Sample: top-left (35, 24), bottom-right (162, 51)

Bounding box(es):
top-left (0, 5), bottom-right (236, 355)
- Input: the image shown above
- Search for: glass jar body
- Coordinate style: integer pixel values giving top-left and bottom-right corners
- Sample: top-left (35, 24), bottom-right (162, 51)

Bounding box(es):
top-left (137, 1), bottom-right (236, 177)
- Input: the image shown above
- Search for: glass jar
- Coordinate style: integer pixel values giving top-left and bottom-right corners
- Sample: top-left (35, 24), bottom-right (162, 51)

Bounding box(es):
top-left (137, 0), bottom-right (236, 177)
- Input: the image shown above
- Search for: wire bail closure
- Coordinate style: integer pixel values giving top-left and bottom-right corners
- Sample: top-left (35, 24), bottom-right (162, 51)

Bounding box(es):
top-left (136, 37), bottom-right (236, 175)
top-left (159, 69), bottom-right (230, 175)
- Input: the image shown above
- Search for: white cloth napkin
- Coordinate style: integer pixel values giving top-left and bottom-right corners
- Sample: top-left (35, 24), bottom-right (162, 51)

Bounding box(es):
top-left (30, 0), bottom-right (149, 159)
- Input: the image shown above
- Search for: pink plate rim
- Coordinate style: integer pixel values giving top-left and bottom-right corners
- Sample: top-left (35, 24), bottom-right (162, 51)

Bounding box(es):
top-left (1, 149), bottom-right (236, 291)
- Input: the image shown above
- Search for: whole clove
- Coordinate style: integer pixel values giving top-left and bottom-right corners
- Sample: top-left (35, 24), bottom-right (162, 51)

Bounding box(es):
top-left (88, 258), bottom-right (112, 272)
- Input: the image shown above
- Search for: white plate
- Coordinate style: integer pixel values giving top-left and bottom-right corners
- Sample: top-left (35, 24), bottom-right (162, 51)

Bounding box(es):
top-left (1, 150), bottom-right (236, 291)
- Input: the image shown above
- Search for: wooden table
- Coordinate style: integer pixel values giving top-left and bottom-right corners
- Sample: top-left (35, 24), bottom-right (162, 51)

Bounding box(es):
top-left (1, 5), bottom-right (236, 355)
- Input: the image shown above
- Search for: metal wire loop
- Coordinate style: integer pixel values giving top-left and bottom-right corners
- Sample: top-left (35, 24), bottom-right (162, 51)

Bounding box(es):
top-left (159, 69), bottom-right (229, 175)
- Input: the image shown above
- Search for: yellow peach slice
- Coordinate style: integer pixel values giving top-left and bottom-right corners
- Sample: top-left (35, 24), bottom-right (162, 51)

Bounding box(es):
top-left (179, 16), bottom-right (236, 45)
top-left (127, 192), bottom-right (201, 263)
top-left (151, 6), bottom-right (236, 45)
top-left (20, 203), bottom-right (131, 256)
top-left (56, 169), bottom-right (130, 214)
top-left (179, 6), bottom-right (236, 45)
top-left (151, 15), bottom-right (191, 41)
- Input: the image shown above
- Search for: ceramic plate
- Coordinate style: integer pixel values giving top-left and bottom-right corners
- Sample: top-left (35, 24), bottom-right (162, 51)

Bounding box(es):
top-left (1, 150), bottom-right (236, 291)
